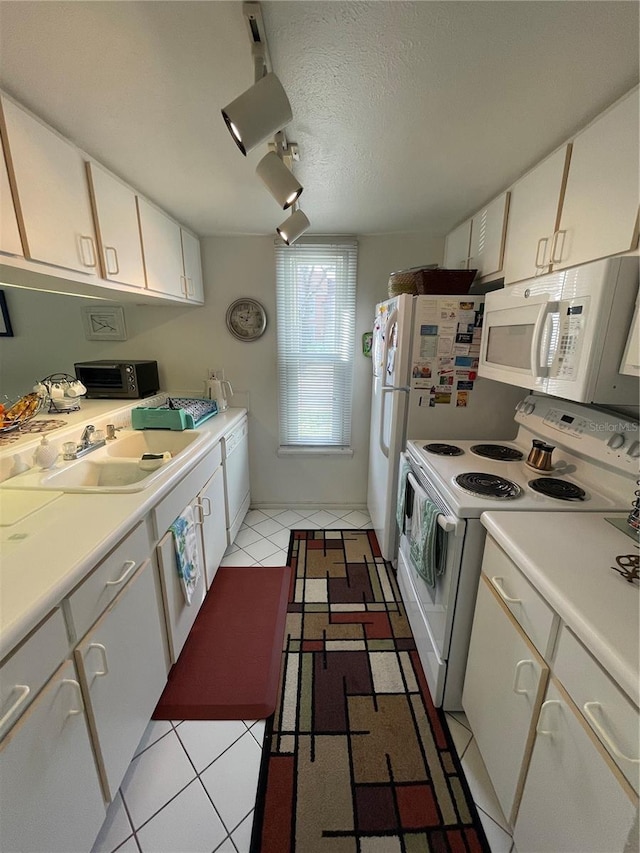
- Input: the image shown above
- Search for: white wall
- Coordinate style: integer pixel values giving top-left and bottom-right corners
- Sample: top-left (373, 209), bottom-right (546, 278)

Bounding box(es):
top-left (0, 232), bottom-right (443, 506)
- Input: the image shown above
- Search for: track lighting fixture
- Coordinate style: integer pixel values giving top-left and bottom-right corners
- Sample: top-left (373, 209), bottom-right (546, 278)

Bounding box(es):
top-left (221, 71), bottom-right (292, 157)
top-left (277, 208), bottom-right (311, 246)
top-left (256, 151), bottom-right (302, 209)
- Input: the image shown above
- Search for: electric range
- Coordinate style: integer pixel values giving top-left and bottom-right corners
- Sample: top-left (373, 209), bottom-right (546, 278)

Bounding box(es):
top-left (398, 394), bottom-right (638, 710)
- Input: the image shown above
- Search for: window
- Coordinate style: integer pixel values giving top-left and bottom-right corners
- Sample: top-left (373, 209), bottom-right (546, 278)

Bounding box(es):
top-left (276, 239), bottom-right (358, 450)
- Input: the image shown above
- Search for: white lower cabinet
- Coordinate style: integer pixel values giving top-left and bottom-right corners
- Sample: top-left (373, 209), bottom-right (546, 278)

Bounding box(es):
top-left (196, 463), bottom-right (227, 588)
top-left (0, 658), bottom-right (106, 852)
top-left (74, 558), bottom-right (169, 801)
top-left (465, 533), bottom-right (639, 852)
top-left (157, 501), bottom-right (207, 663)
top-left (462, 574), bottom-right (548, 825)
top-left (514, 679), bottom-right (638, 853)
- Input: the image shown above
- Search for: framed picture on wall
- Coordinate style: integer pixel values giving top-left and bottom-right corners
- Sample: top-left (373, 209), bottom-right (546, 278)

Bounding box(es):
top-left (0, 290), bottom-right (13, 337)
top-left (81, 305), bottom-right (127, 341)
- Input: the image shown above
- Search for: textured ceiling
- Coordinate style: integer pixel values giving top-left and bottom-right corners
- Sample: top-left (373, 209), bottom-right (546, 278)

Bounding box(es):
top-left (0, 1), bottom-right (638, 238)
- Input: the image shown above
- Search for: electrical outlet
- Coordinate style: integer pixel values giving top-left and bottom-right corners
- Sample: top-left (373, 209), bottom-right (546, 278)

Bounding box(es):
top-left (208, 368), bottom-right (225, 380)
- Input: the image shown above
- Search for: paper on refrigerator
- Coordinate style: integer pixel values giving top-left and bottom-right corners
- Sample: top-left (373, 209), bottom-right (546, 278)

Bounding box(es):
top-left (411, 297), bottom-right (484, 407)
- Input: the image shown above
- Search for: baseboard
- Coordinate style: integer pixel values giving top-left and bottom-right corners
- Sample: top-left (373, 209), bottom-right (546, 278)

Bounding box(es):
top-left (250, 503), bottom-right (368, 513)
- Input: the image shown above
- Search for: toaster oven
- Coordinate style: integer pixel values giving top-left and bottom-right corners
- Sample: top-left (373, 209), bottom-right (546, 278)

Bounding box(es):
top-left (74, 360), bottom-right (159, 399)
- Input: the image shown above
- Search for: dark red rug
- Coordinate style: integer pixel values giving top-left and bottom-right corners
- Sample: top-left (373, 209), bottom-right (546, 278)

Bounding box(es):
top-left (250, 530), bottom-right (490, 853)
top-left (153, 565), bottom-right (291, 720)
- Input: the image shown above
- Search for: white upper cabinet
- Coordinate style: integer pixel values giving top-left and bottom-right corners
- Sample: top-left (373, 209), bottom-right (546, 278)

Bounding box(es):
top-left (468, 192), bottom-right (510, 280)
top-left (0, 139), bottom-right (23, 256)
top-left (137, 196), bottom-right (186, 299)
top-left (552, 90), bottom-right (640, 270)
top-left (86, 161), bottom-right (146, 288)
top-left (181, 228), bottom-right (204, 303)
top-left (444, 192), bottom-right (509, 279)
top-left (502, 145), bottom-right (570, 285)
top-left (0, 95), bottom-right (98, 275)
top-left (443, 220), bottom-right (472, 270)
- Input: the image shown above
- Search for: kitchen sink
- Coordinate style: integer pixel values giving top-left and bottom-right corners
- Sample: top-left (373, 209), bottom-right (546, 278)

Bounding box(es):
top-left (40, 459), bottom-right (153, 491)
top-left (104, 429), bottom-right (200, 459)
top-left (0, 428), bottom-right (210, 493)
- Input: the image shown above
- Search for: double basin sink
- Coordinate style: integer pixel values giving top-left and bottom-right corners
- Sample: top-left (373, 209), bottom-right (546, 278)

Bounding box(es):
top-left (2, 429), bottom-right (209, 494)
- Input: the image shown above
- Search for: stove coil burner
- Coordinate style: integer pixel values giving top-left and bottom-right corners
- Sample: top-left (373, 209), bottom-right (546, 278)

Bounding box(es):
top-left (470, 444), bottom-right (524, 462)
top-left (528, 477), bottom-right (586, 502)
top-left (455, 472), bottom-right (521, 500)
top-left (423, 443), bottom-right (464, 456)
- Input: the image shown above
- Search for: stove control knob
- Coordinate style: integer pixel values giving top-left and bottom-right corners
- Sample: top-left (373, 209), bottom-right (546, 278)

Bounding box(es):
top-left (607, 433), bottom-right (625, 450)
top-left (626, 440), bottom-right (640, 458)
top-left (523, 402), bottom-right (535, 415)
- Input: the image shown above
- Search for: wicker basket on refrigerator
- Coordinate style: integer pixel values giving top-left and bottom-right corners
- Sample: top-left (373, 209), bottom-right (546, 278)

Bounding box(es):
top-left (387, 266), bottom-right (478, 297)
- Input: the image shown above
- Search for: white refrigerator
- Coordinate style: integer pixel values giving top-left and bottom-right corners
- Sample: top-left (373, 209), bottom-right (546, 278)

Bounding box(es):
top-left (367, 293), bottom-right (526, 561)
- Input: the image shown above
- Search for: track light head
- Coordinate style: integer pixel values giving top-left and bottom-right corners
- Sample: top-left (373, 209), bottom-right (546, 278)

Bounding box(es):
top-left (256, 151), bottom-right (303, 210)
top-left (221, 72), bottom-right (292, 156)
top-left (277, 209), bottom-right (310, 245)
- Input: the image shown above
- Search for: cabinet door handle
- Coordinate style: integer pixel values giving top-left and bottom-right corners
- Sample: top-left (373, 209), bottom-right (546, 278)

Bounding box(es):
top-left (200, 496), bottom-right (212, 517)
top-left (79, 235), bottom-right (97, 268)
top-left (180, 274), bottom-right (188, 296)
top-left (105, 560), bottom-right (137, 587)
top-left (490, 576), bottom-right (521, 604)
top-left (87, 643), bottom-right (109, 677)
top-left (0, 684), bottom-right (30, 730)
top-left (536, 699), bottom-right (561, 735)
top-left (62, 678), bottom-right (84, 717)
top-left (194, 501), bottom-right (205, 525)
top-left (534, 236), bottom-right (549, 270)
top-left (512, 659), bottom-right (534, 695)
top-left (583, 702), bottom-right (640, 763)
top-left (549, 229), bottom-right (567, 265)
top-left (186, 276), bottom-right (194, 296)
top-left (104, 245), bottom-right (120, 275)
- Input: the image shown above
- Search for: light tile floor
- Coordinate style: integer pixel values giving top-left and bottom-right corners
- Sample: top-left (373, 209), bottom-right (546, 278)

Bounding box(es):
top-left (91, 506), bottom-right (515, 853)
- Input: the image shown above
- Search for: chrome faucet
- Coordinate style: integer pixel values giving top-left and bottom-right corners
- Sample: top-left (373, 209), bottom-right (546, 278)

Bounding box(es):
top-left (80, 425), bottom-right (95, 447)
top-left (63, 425), bottom-right (107, 460)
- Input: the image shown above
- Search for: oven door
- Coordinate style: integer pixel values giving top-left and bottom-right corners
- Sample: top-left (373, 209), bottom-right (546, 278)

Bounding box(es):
top-left (397, 465), bottom-right (466, 705)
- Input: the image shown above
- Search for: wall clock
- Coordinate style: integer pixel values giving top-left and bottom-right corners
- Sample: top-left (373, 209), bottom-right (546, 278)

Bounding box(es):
top-left (225, 298), bottom-right (267, 341)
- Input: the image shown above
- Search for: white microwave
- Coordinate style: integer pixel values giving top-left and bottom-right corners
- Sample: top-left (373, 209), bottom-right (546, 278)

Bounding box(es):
top-left (478, 256), bottom-right (639, 405)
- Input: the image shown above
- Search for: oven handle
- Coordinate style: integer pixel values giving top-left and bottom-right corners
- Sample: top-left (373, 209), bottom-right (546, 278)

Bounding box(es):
top-left (406, 471), bottom-right (459, 532)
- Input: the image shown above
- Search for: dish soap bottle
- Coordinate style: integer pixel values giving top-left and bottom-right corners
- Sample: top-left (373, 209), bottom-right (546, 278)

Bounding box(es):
top-left (34, 436), bottom-right (58, 469)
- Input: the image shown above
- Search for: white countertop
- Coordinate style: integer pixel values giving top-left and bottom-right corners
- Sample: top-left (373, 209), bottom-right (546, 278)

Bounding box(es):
top-left (481, 511), bottom-right (640, 704)
top-left (0, 400), bottom-right (246, 662)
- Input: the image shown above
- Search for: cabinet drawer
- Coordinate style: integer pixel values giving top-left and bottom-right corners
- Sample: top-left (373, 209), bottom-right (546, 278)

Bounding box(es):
top-left (0, 608), bottom-right (69, 738)
top-left (66, 519), bottom-right (153, 642)
top-left (481, 537), bottom-right (558, 658)
top-left (153, 445), bottom-right (220, 536)
top-left (554, 625), bottom-right (639, 794)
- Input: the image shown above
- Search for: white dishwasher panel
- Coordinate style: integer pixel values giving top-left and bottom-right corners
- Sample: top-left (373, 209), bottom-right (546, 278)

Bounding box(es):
top-left (223, 417), bottom-right (250, 545)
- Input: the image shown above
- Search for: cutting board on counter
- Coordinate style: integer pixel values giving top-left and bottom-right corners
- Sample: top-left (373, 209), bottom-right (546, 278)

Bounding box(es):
top-left (0, 491), bottom-right (63, 526)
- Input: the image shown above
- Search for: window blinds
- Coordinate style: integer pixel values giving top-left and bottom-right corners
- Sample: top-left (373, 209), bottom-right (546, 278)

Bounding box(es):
top-left (275, 239), bottom-right (358, 447)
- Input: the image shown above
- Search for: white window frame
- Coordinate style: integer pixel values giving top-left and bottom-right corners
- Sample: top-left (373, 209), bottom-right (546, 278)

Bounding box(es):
top-left (275, 238), bottom-right (358, 454)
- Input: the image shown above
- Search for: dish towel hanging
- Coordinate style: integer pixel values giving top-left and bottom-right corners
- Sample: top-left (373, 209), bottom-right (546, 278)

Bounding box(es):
top-left (396, 456), bottom-right (412, 534)
top-left (169, 506), bottom-right (201, 605)
top-left (409, 492), bottom-right (447, 588)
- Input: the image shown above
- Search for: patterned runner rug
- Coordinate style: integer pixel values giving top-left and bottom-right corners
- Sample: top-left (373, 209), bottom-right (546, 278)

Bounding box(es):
top-left (250, 529), bottom-right (490, 853)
